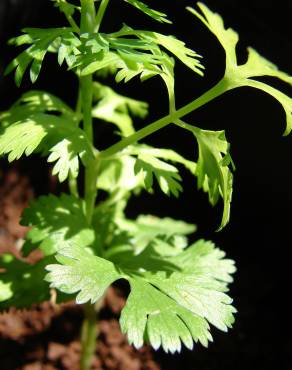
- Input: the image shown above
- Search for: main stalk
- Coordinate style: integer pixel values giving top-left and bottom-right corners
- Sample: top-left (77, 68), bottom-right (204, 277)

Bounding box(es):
top-left (79, 1), bottom-right (99, 369)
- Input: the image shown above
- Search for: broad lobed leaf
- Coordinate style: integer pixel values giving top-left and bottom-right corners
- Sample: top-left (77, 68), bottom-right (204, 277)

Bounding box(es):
top-left (0, 254), bottom-right (52, 310)
top-left (9, 190), bottom-right (235, 352)
top-left (45, 237), bottom-right (235, 353)
top-left (21, 194), bottom-right (95, 256)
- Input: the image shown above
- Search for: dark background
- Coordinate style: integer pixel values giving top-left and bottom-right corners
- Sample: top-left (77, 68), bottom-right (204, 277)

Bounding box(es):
top-left (1, 1), bottom-right (292, 369)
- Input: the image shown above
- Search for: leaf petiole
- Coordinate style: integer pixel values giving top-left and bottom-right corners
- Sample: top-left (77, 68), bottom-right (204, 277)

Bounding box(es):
top-left (95, 0), bottom-right (111, 32)
top-left (99, 76), bottom-right (240, 159)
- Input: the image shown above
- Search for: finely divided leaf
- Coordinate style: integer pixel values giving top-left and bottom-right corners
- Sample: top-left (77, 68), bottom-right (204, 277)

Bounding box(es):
top-left (188, 2), bottom-right (238, 68)
top-left (45, 238), bottom-right (235, 353)
top-left (174, 121), bottom-right (233, 230)
top-left (52, 0), bottom-right (79, 17)
top-left (0, 102), bottom-right (93, 181)
top-left (75, 25), bottom-right (203, 83)
top-left (48, 131), bottom-right (94, 182)
top-left (110, 25), bottom-right (204, 77)
top-left (92, 82), bottom-right (148, 136)
top-left (188, 3), bottom-right (292, 135)
top-left (147, 32), bottom-right (204, 76)
top-left (0, 116), bottom-right (48, 161)
top-left (97, 155), bottom-right (144, 192)
top-left (0, 90), bottom-right (76, 128)
top-left (128, 144), bottom-right (197, 175)
top-left (239, 48), bottom-right (292, 83)
top-left (123, 0), bottom-right (171, 24)
top-left (5, 28), bottom-right (80, 85)
top-left (97, 144), bottom-right (197, 197)
top-left (134, 155), bottom-right (183, 197)
top-left (116, 214), bottom-right (196, 253)
top-left (193, 127), bottom-right (233, 230)
top-left (238, 48), bottom-right (292, 135)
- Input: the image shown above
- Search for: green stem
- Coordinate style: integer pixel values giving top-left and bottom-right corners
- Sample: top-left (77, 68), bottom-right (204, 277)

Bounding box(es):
top-left (66, 14), bottom-right (80, 33)
top-left (95, 0), bottom-right (110, 32)
top-left (79, 1), bottom-right (99, 369)
top-left (69, 173), bottom-right (79, 197)
top-left (80, 0), bottom-right (96, 34)
top-left (84, 157), bottom-right (100, 224)
top-left (100, 77), bottom-right (239, 159)
top-left (80, 76), bottom-right (93, 142)
top-left (80, 303), bottom-right (98, 370)
top-left (80, 0), bottom-right (97, 221)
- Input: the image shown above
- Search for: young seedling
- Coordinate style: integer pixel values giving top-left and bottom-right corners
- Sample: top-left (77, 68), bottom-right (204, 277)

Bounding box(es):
top-left (1, 1), bottom-right (291, 368)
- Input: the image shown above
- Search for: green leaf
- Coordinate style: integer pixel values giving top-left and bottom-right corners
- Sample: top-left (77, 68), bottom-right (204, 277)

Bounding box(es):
top-left (0, 90), bottom-right (76, 128)
top-left (5, 28), bottom-right (80, 85)
top-left (45, 238), bottom-right (235, 352)
top-left (134, 154), bottom-right (183, 197)
top-left (46, 244), bottom-right (121, 304)
top-left (238, 48), bottom-right (292, 135)
top-left (48, 131), bottom-right (94, 182)
top-left (194, 128), bottom-right (233, 230)
top-left (128, 144), bottom-right (197, 175)
top-left (145, 31), bottom-right (204, 76)
top-left (52, 0), bottom-right (79, 17)
top-left (188, 3), bottom-right (292, 136)
top-left (0, 107), bottom-right (93, 181)
top-left (175, 121), bottom-right (233, 230)
top-left (148, 240), bottom-right (236, 332)
top-left (21, 194), bottom-right (95, 256)
top-left (187, 2), bottom-right (239, 68)
top-left (123, 0), bottom-right (171, 24)
top-left (109, 25), bottom-right (204, 77)
top-left (0, 254), bottom-right (52, 310)
top-left (239, 47), bottom-right (292, 83)
top-left (75, 33), bottom-right (165, 83)
top-left (92, 82), bottom-right (148, 136)
top-left (0, 115), bottom-right (49, 161)
top-left (121, 277), bottom-right (210, 352)
top-left (75, 25), bottom-right (203, 83)
top-left (114, 214), bottom-right (196, 253)
top-left (100, 143), bottom-right (197, 197)
top-left (97, 155), bottom-right (144, 193)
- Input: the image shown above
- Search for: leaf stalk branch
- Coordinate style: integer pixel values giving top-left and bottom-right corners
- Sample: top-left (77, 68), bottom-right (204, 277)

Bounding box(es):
top-left (100, 76), bottom-right (240, 159)
top-left (95, 0), bottom-right (110, 32)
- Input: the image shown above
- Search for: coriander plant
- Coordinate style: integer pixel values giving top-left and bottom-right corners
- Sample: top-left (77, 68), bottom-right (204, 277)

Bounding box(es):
top-left (1, 1), bottom-right (291, 369)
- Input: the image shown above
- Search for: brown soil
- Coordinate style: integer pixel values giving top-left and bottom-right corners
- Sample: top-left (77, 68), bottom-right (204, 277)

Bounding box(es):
top-left (0, 167), bottom-right (160, 370)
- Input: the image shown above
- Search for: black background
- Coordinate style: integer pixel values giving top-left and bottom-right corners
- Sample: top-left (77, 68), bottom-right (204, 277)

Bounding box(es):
top-left (1, 1), bottom-right (292, 369)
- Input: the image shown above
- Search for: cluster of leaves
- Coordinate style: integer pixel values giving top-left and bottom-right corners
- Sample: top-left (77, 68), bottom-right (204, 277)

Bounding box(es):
top-left (1, 0), bottom-right (292, 354)
top-left (0, 90), bottom-right (94, 181)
